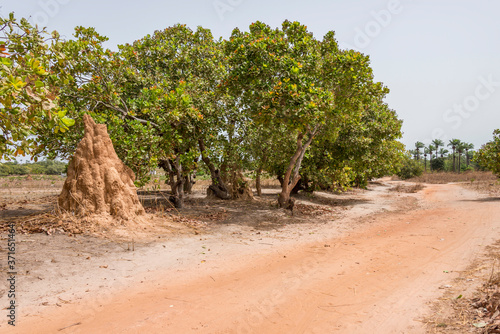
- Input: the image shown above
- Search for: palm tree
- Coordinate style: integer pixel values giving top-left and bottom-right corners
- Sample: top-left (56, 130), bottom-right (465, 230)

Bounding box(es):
top-left (456, 141), bottom-right (466, 173)
top-left (439, 148), bottom-right (449, 158)
top-left (464, 143), bottom-right (474, 167)
top-left (448, 139), bottom-right (461, 172)
top-left (415, 141), bottom-right (425, 160)
top-left (409, 149), bottom-right (417, 160)
top-left (432, 139), bottom-right (444, 160)
top-left (428, 144), bottom-right (436, 170)
top-left (423, 147), bottom-right (429, 172)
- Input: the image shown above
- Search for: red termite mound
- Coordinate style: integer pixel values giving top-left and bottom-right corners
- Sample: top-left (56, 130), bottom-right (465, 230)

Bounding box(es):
top-left (58, 114), bottom-right (145, 221)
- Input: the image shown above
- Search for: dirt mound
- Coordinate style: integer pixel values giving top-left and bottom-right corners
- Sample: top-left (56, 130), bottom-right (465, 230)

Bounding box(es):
top-left (58, 114), bottom-right (145, 221)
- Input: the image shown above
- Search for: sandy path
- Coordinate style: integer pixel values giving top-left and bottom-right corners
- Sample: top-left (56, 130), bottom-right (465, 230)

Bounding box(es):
top-left (9, 182), bottom-right (500, 333)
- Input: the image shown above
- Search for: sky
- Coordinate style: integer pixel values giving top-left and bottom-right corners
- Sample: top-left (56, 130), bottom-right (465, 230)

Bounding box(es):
top-left (2, 0), bottom-right (500, 152)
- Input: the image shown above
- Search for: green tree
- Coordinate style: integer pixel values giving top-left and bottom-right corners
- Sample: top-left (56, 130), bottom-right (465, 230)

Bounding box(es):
top-left (432, 139), bottom-right (444, 160)
top-left (438, 148), bottom-right (448, 158)
top-left (430, 157), bottom-right (445, 171)
top-left (448, 139), bottom-right (461, 172)
top-left (456, 141), bottom-right (466, 173)
top-left (464, 142), bottom-right (474, 167)
top-left (475, 130), bottom-right (500, 177)
top-left (396, 154), bottom-right (423, 180)
top-left (414, 141), bottom-right (424, 160)
top-left (226, 21), bottom-right (337, 207)
top-left (36, 25), bottom-right (227, 207)
top-left (423, 147), bottom-right (429, 172)
top-left (0, 13), bottom-right (74, 160)
top-left (428, 144), bottom-right (435, 171)
top-left (119, 25), bottom-right (229, 205)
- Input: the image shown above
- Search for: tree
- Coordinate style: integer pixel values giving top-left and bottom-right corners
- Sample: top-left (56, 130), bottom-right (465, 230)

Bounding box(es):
top-left (428, 144), bottom-right (435, 171)
top-left (448, 139), bottom-right (461, 172)
top-left (0, 13), bottom-right (74, 160)
top-left (226, 21), bottom-right (337, 207)
top-left (414, 141), bottom-right (424, 160)
top-left (119, 25), bottom-right (229, 205)
top-left (423, 147), bottom-right (429, 172)
top-left (34, 26), bottom-right (163, 185)
top-left (293, 34), bottom-right (404, 190)
top-left (396, 153), bottom-right (423, 180)
top-left (36, 25), bottom-right (228, 208)
top-left (438, 148), bottom-right (448, 158)
top-left (456, 141), bottom-right (466, 173)
top-left (430, 157), bottom-right (445, 171)
top-left (464, 143), bottom-right (474, 167)
top-left (432, 139), bottom-right (444, 160)
top-left (409, 149), bottom-right (417, 160)
top-left (475, 129), bottom-right (500, 177)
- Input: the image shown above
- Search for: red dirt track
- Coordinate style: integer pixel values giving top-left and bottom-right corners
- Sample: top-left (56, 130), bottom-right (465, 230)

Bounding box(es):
top-left (10, 183), bottom-right (500, 333)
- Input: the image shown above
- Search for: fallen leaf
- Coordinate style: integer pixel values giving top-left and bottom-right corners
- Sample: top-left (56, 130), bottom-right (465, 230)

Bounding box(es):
top-left (473, 322), bottom-right (488, 328)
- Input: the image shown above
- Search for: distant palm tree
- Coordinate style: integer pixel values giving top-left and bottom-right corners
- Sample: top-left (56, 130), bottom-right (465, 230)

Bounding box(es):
top-left (409, 149), bottom-right (417, 160)
top-left (464, 143), bottom-right (474, 167)
top-left (439, 148), bottom-right (449, 158)
top-left (423, 147), bottom-right (429, 172)
top-left (432, 139), bottom-right (444, 160)
top-left (415, 141), bottom-right (425, 160)
top-left (448, 139), bottom-right (461, 172)
top-left (428, 144), bottom-right (436, 170)
top-left (456, 141), bottom-right (466, 173)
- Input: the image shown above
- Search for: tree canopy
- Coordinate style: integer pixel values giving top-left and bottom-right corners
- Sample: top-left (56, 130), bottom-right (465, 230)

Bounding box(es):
top-left (1, 13), bottom-right (405, 207)
top-left (0, 14), bottom-right (74, 160)
top-left (475, 129), bottom-right (500, 177)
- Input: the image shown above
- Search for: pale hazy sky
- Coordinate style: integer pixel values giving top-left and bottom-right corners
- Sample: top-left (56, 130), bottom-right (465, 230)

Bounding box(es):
top-left (2, 0), bottom-right (499, 150)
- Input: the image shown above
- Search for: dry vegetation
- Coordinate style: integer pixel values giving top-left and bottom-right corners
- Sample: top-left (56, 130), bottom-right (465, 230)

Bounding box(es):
top-left (389, 182), bottom-right (425, 193)
top-left (0, 174), bottom-right (344, 240)
top-left (408, 171), bottom-right (498, 184)
top-left (426, 241), bottom-right (500, 334)
top-left (400, 171), bottom-right (500, 197)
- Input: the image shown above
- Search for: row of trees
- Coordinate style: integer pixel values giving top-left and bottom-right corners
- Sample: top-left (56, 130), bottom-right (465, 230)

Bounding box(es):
top-left (1, 14), bottom-right (409, 208)
top-left (0, 160), bottom-right (67, 176)
top-left (411, 139), bottom-right (475, 173)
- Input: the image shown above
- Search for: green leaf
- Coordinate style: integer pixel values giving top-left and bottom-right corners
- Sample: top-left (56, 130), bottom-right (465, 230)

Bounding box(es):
top-left (61, 117), bottom-right (75, 127)
top-left (35, 80), bottom-right (44, 88)
top-left (1, 57), bottom-right (12, 66)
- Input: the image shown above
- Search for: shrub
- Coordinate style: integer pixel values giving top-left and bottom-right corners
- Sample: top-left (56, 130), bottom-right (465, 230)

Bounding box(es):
top-left (396, 157), bottom-right (423, 180)
top-left (430, 157), bottom-right (445, 171)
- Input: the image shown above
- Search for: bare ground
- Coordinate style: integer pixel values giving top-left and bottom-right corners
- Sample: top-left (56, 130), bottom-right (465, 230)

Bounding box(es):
top-left (1, 177), bottom-right (500, 333)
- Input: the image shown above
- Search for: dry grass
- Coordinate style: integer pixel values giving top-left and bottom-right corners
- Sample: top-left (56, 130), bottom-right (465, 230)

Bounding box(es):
top-left (0, 175), bottom-right (65, 202)
top-left (425, 241), bottom-right (500, 333)
top-left (0, 174), bottom-right (65, 189)
top-left (389, 183), bottom-right (425, 193)
top-left (140, 176), bottom-right (282, 193)
top-left (463, 180), bottom-right (500, 197)
top-left (409, 171), bottom-right (498, 184)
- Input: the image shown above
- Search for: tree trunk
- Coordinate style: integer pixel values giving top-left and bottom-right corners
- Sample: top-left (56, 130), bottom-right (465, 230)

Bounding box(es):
top-left (198, 138), bottom-right (231, 200)
top-left (159, 158), bottom-right (185, 209)
top-left (452, 149), bottom-right (456, 172)
top-left (457, 153), bottom-right (461, 173)
top-left (183, 174), bottom-right (195, 194)
top-left (172, 156), bottom-right (185, 209)
top-left (278, 128), bottom-right (317, 209)
top-left (256, 167), bottom-right (262, 197)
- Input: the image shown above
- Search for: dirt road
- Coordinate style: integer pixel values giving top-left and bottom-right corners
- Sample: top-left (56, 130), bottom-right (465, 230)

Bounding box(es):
top-left (9, 182), bottom-right (500, 333)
